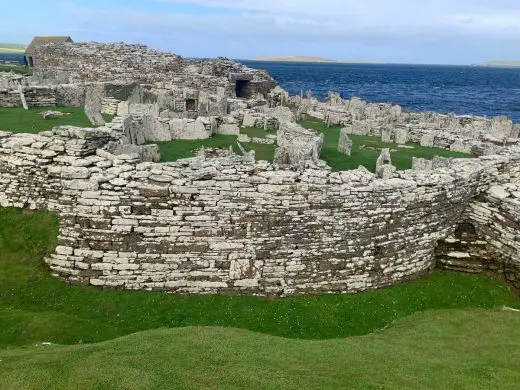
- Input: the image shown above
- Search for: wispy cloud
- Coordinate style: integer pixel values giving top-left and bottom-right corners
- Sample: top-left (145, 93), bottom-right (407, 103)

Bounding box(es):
top-left (2, 0), bottom-right (520, 64)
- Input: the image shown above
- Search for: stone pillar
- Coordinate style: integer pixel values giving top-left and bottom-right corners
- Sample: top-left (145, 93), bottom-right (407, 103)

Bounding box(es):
top-left (338, 128), bottom-right (352, 156)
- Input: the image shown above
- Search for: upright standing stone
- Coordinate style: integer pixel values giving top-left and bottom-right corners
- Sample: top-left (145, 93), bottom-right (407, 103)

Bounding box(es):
top-left (420, 133), bottom-right (435, 147)
top-left (376, 148), bottom-right (392, 172)
top-left (381, 128), bottom-right (393, 143)
top-left (395, 127), bottom-right (409, 145)
top-left (84, 84), bottom-right (106, 126)
top-left (338, 128), bottom-right (353, 156)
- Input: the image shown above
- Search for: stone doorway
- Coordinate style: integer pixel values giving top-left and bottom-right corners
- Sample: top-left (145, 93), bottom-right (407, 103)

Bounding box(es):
top-left (185, 99), bottom-right (197, 111)
top-left (235, 80), bottom-right (250, 99)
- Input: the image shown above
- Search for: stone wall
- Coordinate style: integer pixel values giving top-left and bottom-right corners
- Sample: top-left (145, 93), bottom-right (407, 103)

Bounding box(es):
top-left (1, 127), bottom-right (520, 295)
top-left (0, 72), bottom-right (57, 108)
top-left (436, 182), bottom-right (520, 288)
top-left (33, 42), bottom-right (277, 99)
top-left (295, 95), bottom-right (520, 155)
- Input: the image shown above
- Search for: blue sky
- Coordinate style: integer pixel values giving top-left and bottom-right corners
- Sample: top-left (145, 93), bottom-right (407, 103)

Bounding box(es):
top-left (1, 0), bottom-right (520, 64)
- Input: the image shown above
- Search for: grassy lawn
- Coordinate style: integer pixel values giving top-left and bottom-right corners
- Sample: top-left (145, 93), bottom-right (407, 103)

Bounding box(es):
top-left (240, 126), bottom-right (272, 138)
top-left (158, 129), bottom-right (276, 163)
top-left (0, 64), bottom-right (32, 75)
top-left (158, 119), bottom-right (471, 171)
top-left (2, 309), bottom-right (520, 389)
top-left (0, 207), bottom-right (519, 349)
top-left (0, 107), bottom-right (113, 133)
top-left (298, 118), bottom-right (472, 172)
top-left (157, 135), bottom-right (243, 161)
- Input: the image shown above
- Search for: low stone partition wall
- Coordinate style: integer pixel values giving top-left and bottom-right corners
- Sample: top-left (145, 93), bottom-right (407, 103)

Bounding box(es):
top-left (0, 86), bottom-right (57, 108)
top-left (436, 183), bottom-right (520, 288)
top-left (1, 128), bottom-right (520, 295)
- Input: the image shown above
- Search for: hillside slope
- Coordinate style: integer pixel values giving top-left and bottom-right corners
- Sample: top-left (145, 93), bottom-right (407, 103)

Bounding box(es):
top-left (1, 310), bottom-right (520, 389)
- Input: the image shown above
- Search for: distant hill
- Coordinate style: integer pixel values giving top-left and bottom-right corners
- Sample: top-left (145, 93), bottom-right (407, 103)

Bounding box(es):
top-left (0, 43), bottom-right (26, 53)
top-left (251, 56), bottom-right (376, 64)
top-left (473, 61), bottom-right (520, 68)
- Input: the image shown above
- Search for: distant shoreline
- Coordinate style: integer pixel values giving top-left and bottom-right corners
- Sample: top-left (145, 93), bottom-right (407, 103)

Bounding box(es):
top-left (251, 56), bottom-right (378, 64)
top-left (473, 61), bottom-right (520, 69)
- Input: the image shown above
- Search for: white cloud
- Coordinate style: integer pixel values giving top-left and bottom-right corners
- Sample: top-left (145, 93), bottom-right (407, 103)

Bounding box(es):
top-left (3, 0), bottom-right (520, 63)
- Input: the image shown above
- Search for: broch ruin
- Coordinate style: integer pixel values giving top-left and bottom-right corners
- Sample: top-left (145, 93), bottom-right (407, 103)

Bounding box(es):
top-left (0, 41), bottom-right (519, 296)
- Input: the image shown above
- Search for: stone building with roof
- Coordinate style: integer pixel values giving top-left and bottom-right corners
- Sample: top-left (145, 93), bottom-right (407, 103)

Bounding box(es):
top-left (25, 36), bottom-right (73, 67)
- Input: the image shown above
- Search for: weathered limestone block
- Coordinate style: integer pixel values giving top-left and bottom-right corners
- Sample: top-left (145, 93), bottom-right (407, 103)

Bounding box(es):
top-left (491, 116), bottom-right (514, 141)
top-left (395, 127), bottom-right (409, 145)
top-left (84, 84), bottom-right (105, 126)
top-left (56, 84), bottom-right (85, 107)
top-left (376, 148), bottom-right (392, 172)
top-left (450, 140), bottom-right (472, 154)
top-left (142, 115), bottom-right (171, 142)
top-left (420, 133), bottom-right (435, 147)
top-left (274, 123), bottom-right (323, 167)
top-left (432, 156), bottom-right (453, 169)
top-left (170, 118), bottom-right (212, 140)
top-left (338, 128), bottom-right (352, 156)
top-left (376, 164), bottom-right (396, 179)
top-left (412, 157), bottom-right (433, 171)
top-left (215, 124), bottom-right (240, 135)
top-left (350, 121), bottom-right (371, 136)
top-left (242, 112), bottom-right (257, 127)
top-left (123, 116), bottom-right (146, 145)
top-left (238, 134), bottom-right (251, 143)
top-left (381, 128), bottom-right (393, 143)
top-left (107, 142), bottom-right (161, 162)
top-left (261, 106), bottom-right (295, 123)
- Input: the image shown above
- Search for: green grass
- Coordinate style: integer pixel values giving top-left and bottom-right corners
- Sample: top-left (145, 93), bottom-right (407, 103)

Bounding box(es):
top-left (158, 133), bottom-right (276, 162)
top-left (240, 126), bottom-right (272, 138)
top-left (0, 64), bottom-right (32, 75)
top-left (298, 118), bottom-right (472, 172)
top-left (241, 142), bottom-right (276, 161)
top-left (0, 107), bottom-right (113, 133)
top-left (157, 135), bottom-right (243, 161)
top-left (0, 42), bottom-right (26, 52)
top-left (0, 207), bottom-right (519, 349)
top-left (1, 310), bottom-right (520, 389)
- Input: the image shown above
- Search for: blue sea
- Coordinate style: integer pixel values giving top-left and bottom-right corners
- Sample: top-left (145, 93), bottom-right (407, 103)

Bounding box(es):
top-left (240, 61), bottom-right (520, 123)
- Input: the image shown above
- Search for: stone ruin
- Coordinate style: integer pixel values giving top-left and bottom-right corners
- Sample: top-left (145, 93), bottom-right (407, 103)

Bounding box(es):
top-left (0, 41), bottom-right (520, 296)
top-left (273, 122), bottom-right (324, 168)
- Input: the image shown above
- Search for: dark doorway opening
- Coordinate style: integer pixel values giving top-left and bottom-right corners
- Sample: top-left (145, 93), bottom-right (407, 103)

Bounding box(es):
top-left (235, 80), bottom-right (250, 99)
top-left (28, 56), bottom-right (34, 67)
top-left (185, 99), bottom-right (197, 111)
top-left (454, 222), bottom-right (477, 239)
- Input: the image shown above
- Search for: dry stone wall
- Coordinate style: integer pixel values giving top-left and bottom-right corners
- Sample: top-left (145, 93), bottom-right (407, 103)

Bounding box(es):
top-left (33, 42), bottom-right (277, 98)
top-left (437, 181), bottom-right (520, 288)
top-left (1, 126), bottom-right (520, 295)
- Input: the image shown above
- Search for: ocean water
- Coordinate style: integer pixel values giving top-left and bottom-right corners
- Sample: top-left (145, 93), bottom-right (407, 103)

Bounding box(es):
top-left (239, 61), bottom-right (520, 123)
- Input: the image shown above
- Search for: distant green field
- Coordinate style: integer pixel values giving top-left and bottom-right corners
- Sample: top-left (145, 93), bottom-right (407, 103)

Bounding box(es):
top-left (0, 42), bottom-right (26, 53)
top-left (0, 107), bottom-right (113, 133)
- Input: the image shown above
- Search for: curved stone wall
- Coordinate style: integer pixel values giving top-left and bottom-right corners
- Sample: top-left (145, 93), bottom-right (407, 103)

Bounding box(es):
top-left (1, 127), bottom-right (519, 295)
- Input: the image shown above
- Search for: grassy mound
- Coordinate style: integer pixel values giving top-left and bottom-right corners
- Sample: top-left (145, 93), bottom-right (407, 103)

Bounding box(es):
top-left (1, 310), bottom-right (520, 389)
top-left (0, 207), bottom-right (519, 348)
top-left (0, 107), bottom-right (113, 133)
top-left (297, 118), bottom-right (472, 172)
